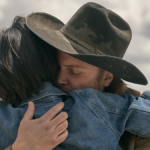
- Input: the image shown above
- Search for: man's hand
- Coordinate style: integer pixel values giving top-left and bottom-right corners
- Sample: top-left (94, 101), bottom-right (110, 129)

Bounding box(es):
top-left (127, 88), bottom-right (143, 97)
top-left (12, 102), bottom-right (68, 150)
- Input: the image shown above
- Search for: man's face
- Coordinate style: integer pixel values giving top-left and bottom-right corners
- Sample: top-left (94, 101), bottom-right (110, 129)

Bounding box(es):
top-left (57, 51), bottom-right (108, 93)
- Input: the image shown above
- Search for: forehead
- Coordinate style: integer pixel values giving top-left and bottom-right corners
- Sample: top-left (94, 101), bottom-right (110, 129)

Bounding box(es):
top-left (57, 50), bottom-right (88, 67)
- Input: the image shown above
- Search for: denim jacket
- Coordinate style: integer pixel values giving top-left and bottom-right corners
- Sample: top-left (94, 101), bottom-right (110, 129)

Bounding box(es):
top-left (1, 82), bottom-right (150, 150)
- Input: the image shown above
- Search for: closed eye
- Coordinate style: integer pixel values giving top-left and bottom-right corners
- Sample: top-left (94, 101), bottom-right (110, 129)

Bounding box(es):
top-left (69, 69), bottom-right (83, 75)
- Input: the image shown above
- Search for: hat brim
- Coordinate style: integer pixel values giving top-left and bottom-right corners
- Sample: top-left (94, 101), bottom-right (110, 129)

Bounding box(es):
top-left (26, 12), bottom-right (148, 85)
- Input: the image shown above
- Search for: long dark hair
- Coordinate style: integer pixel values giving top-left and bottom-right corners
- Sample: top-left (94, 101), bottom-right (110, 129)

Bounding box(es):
top-left (0, 16), bottom-right (58, 105)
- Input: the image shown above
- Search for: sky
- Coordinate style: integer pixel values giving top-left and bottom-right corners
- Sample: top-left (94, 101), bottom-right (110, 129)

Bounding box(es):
top-left (0, 0), bottom-right (150, 91)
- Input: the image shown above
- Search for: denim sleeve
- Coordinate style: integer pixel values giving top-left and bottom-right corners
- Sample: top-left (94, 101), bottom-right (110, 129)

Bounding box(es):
top-left (0, 104), bottom-right (27, 150)
top-left (140, 90), bottom-right (150, 100)
top-left (69, 89), bottom-right (150, 141)
top-left (126, 90), bottom-right (150, 137)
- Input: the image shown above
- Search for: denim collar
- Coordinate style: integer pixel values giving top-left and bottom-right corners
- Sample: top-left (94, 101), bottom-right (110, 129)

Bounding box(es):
top-left (17, 82), bottom-right (68, 107)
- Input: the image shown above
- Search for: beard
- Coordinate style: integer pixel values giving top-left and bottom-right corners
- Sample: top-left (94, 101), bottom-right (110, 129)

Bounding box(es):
top-left (58, 85), bottom-right (72, 93)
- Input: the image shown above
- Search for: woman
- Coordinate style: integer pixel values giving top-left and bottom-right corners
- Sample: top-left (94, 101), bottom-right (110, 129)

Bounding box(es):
top-left (0, 16), bottom-right (68, 150)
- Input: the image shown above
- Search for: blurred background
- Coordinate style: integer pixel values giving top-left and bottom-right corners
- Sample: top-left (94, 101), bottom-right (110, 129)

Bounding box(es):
top-left (0, 0), bottom-right (150, 91)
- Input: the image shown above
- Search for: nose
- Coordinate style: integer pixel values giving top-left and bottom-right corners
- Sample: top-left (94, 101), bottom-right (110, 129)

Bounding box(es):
top-left (57, 69), bottom-right (67, 86)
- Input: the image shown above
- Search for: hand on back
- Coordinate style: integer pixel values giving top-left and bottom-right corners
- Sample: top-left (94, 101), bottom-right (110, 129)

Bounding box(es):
top-left (12, 102), bottom-right (68, 150)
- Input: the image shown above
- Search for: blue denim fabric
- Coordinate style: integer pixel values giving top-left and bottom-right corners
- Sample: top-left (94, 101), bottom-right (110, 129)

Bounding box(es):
top-left (0, 82), bottom-right (150, 150)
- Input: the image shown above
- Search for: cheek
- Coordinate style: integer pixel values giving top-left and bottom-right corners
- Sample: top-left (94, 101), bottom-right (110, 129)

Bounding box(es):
top-left (70, 77), bottom-right (91, 90)
top-left (68, 76), bottom-right (87, 90)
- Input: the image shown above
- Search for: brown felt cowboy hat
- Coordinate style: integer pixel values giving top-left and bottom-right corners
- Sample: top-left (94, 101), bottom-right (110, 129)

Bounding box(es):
top-left (26, 2), bottom-right (148, 85)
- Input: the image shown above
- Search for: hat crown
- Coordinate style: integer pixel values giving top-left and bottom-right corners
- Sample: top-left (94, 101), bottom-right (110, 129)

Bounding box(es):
top-left (61, 2), bottom-right (132, 58)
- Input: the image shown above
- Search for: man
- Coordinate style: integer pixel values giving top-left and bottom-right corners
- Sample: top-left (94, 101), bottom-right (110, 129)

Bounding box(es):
top-left (57, 51), bottom-right (149, 150)
top-left (3, 2), bottom-right (150, 150)
top-left (25, 2), bottom-right (150, 150)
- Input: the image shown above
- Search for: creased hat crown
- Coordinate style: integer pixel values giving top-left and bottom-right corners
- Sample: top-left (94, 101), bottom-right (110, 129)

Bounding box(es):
top-left (61, 2), bottom-right (132, 58)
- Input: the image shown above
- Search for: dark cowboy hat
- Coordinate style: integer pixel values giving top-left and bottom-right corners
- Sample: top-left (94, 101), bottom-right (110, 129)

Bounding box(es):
top-left (26, 2), bottom-right (148, 85)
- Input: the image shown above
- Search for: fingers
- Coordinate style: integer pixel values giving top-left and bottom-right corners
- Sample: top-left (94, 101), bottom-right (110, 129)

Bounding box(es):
top-left (55, 120), bottom-right (68, 136)
top-left (41, 102), bottom-right (64, 121)
top-left (52, 112), bottom-right (68, 128)
top-left (57, 130), bottom-right (68, 144)
top-left (22, 101), bottom-right (35, 121)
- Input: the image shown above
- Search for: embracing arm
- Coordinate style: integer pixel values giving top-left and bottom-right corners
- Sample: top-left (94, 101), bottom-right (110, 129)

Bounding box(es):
top-left (124, 89), bottom-right (150, 150)
top-left (127, 87), bottom-right (143, 97)
top-left (5, 102), bottom-right (68, 150)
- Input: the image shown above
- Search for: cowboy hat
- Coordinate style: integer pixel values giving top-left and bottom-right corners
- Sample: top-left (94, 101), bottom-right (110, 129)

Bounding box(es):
top-left (26, 2), bottom-right (147, 85)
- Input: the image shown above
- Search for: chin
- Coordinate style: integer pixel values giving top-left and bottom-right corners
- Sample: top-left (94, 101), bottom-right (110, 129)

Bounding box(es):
top-left (60, 87), bottom-right (72, 93)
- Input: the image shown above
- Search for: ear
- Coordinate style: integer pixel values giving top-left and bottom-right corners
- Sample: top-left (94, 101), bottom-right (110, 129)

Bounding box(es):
top-left (103, 71), bottom-right (114, 88)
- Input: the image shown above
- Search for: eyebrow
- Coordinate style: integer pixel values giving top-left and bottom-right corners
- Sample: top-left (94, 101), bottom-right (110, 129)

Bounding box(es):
top-left (63, 64), bottom-right (86, 69)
